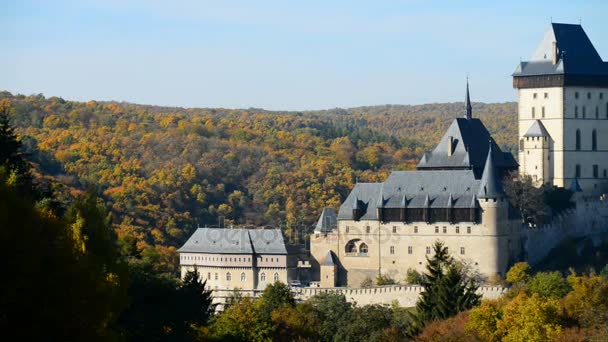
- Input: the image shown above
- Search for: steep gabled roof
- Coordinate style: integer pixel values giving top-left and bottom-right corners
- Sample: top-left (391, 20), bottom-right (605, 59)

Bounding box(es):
top-left (416, 118), bottom-right (517, 176)
top-left (524, 120), bottom-right (551, 138)
top-left (513, 23), bottom-right (608, 77)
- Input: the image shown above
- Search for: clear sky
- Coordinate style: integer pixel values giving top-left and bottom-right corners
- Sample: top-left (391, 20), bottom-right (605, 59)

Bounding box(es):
top-left (2, 0), bottom-right (608, 110)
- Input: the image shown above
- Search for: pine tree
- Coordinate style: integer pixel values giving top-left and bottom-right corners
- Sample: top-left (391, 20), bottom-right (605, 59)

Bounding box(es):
top-left (407, 241), bottom-right (481, 337)
top-left (180, 268), bottom-right (215, 326)
top-left (0, 99), bottom-right (33, 195)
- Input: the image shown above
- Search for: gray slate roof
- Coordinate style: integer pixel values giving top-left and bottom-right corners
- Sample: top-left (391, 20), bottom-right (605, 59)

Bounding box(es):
top-left (478, 145), bottom-right (503, 199)
top-left (524, 120), bottom-right (551, 137)
top-left (315, 208), bottom-right (337, 232)
top-left (322, 251), bottom-right (337, 266)
top-left (416, 118), bottom-right (517, 177)
top-left (337, 169), bottom-right (484, 220)
top-left (178, 228), bottom-right (287, 255)
top-left (513, 23), bottom-right (608, 77)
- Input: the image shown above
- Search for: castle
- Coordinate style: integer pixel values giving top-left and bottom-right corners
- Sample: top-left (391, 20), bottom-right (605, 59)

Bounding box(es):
top-left (178, 23), bottom-right (608, 293)
top-left (310, 23), bottom-right (608, 287)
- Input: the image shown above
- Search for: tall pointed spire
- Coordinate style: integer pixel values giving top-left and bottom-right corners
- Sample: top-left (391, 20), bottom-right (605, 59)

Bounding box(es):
top-left (465, 77), bottom-right (472, 120)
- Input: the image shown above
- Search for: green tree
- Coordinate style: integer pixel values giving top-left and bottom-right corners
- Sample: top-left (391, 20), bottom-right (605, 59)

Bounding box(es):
top-left (526, 271), bottom-right (571, 298)
top-left (506, 262), bottom-right (530, 285)
top-left (180, 269), bottom-right (215, 328)
top-left (502, 172), bottom-right (546, 225)
top-left (408, 241), bottom-right (481, 337)
top-left (256, 281), bottom-right (296, 323)
top-left (0, 99), bottom-right (34, 196)
top-left (307, 292), bottom-right (354, 342)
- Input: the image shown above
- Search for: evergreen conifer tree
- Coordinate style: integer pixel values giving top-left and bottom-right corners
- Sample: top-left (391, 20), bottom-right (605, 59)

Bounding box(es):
top-left (407, 241), bottom-right (481, 337)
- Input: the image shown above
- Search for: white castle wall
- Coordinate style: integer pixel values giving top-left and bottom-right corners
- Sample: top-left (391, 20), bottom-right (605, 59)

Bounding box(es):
top-left (522, 198), bottom-right (608, 265)
top-left (209, 285), bottom-right (508, 311)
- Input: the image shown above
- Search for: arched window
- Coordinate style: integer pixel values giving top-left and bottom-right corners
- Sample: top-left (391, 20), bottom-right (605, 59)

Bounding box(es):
top-left (345, 240), bottom-right (358, 253)
top-left (576, 129), bottom-right (581, 150)
top-left (274, 273), bottom-right (279, 282)
top-left (592, 130), bottom-right (597, 151)
top-left (359, 243), bottom-right (369, 254)
top-left (260, 272), bottom-right (266, 282)
top-left (226, 272), bottom-right (231, 281)
top-left (241, 272), bottom-right (246, 282)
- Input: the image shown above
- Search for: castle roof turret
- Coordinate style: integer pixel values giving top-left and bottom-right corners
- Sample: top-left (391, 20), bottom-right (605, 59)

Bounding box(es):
top-left (478, 144), bottom-right (503, 199)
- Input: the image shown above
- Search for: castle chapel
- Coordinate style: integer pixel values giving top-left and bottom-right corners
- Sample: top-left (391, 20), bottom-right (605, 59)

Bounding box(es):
top-left (311, 23), bottom-right (608, 287)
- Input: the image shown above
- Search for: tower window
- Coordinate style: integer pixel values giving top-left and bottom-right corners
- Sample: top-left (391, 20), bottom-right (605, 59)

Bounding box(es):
top-left (576, 129), bottom-right (581, 150)
top-left (426, 246), bottom-right (431, 254)
top-left (414, 226), bottom-right (418, 233)
top-left (359, 243), bottom-right (368, 254)
top-left (392, 226), bottom-right (397, 233)
top-left (592, 130), bottom-right (597, 151)
top-left (588, 92), bottom-right (592, 99)
top-left (408, 246), bottom-right (413, 254)
top-left (241, 272), bottom-right (246, 281)
top-left (593, 165), bottom-right (599, 178)
top-left (226, 272), bottom-right (231, 281)
top-left (460, 247), bottom-right (466, 255)
top-left (366, 226), bottom-right (370, 233)
top-left (467, 226), bottom-right (471, 234)
top-left (260, 273), bottom-right (266, 282)
top-left (274, 273), bottom-right (279, 282)
top-left (583, 106), bottom-right (586, 118)
top-left (442, 226), bottom-right (447, 234)
top-left (575, 92), bottom-right (579, 99)
top-left (456, 226), bottom-right (460, 234)
top-left (435, 226), bottom-right (439, 233)
top-left (542, 106), bottom-right (545, 118)
top-left (531, 107), bottom-right (535, 118)
top-left (345, 225), bottom-right (349, 233)
top-left (533, 93), bottom-right (537, 99)
top-left (600, 93), bottom-right (604, 99)
top-left (604, 169), bottom-right (607, 178)
top-left (544, 92), bottom-right (548, 99)
top-left (575, 106), bottom-right (578, 118)
top-left (575, 164), bottom-right (581, 178)
top-left (596, 107), bottom-right (600, 119)
top-left (390, 246), bottom-right (395, 255)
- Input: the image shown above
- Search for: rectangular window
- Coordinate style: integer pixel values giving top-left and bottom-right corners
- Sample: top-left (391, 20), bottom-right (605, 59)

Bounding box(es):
top-left (435, 226), bottom-right (439, 233)
top-left (544, 92), bottom-right (548, 99)
top-left (426, 246), bottom-right (431, 254)
top-left (593, 165), bottom-right (599, 178)
top-left (390, 246), bottom-right (395, 255)
top-left (467, 226), bottom-right (471, 234)
top-left (542, 106), bottom-right (545, 118)
top-left (408, 246), bottom-right (413, 254)
top-left (531, 107), bottom-right (535, 118)
top-left (583, 106), bottom-right (586, 118)
top-left (414, 226), bottom-right (418, 233)
top-left (392, 226), bottom-right (397, 233)
top-left (460, 247), bottom-right (465, 255)
top-left (575, 91), bottom-right (579, 99)
top-left (533, 93), bottom-right (537, 99)
top-left (588, 92), bottom-right (592, 99)
top-left (442, 226), bottom-right (447, 234)
top-left (366, 226), bottom-right (370, 233)
top-left (575, 106), bottom-right (579, 118)
top-left (600, 93), bottom-right (604, 99)
top-left (345, 225), bottom-right (349, 233)
top-left (208, 273), bottom-right (211, 280)
top-left (215, 273), bottom-right (218, 280)
top-left (576, 164), bottom-right (581, 178)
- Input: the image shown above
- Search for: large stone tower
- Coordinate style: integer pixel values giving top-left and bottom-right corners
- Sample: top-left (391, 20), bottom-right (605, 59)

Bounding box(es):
top-left (513, 23), bottom-right (608, 193)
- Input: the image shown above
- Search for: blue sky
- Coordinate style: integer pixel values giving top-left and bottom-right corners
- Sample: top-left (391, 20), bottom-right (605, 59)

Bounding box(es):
top-left (2, 0), bottom-right (608, 110)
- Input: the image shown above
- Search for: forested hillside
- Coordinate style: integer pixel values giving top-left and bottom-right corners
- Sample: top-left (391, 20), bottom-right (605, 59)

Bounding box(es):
top-left (0, 91), bottom-right (516, 271)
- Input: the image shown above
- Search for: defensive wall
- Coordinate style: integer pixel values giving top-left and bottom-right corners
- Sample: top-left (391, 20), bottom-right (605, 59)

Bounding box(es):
top-left (210, 285), bottom-right (508, 311)
top-left (522, 198), bottom-right (608, 265)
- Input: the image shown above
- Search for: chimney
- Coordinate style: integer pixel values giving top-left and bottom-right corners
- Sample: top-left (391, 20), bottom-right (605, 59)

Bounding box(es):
top-left (448, 136), bottom-right (454, 156)
top-left (552, 41), bottom-right (558, 64)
